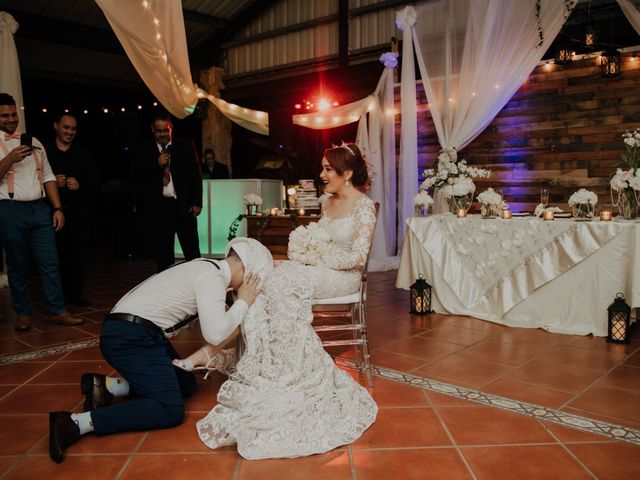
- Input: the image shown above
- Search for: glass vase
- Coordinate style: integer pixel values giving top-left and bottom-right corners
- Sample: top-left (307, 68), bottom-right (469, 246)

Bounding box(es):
top-left (246, 204), bottom-right (258, 215)
top-left (480, 204), bottom-right (500, 219)
top-left (447, 194), bottom-right (472, 214)
top-left (571, 203), bottom-right (594, 221)
top-left (618, 189), bottom-right (639, 220)
top-left (414, 205), bottom-right (431, 216)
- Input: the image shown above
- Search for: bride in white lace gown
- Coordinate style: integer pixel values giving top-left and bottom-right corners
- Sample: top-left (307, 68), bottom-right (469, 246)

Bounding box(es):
top-left (190, 144), bottom-right (378, 459)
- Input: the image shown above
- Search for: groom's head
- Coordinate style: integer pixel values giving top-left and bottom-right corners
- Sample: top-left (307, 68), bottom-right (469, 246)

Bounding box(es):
top-left (225, 237), bottom-right (273, 289)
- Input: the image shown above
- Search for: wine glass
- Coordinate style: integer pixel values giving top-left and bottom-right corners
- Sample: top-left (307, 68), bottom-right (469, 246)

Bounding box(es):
top-left (540, 188), bottom-right (549, 207)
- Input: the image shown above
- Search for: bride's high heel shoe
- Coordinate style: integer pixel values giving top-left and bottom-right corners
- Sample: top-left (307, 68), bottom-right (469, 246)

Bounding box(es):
top-left (174, 348), bottom-right (238, 379)
top-left (173, 347), bottom-right (217, 379)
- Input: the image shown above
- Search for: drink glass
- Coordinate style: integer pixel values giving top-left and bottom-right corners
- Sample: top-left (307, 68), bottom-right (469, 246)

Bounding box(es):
top-left (540, 188), bottom-right (549, 207)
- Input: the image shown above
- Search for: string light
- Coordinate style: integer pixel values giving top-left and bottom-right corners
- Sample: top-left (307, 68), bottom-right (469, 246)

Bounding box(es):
top-left (138, 105), bottom-right (143, 110)
top-left (103, 108), bottom-right (109, 113)
top-left (83, 110), bottom-right (88, 114)
top-left (42, 108), bottom-right (47, 113)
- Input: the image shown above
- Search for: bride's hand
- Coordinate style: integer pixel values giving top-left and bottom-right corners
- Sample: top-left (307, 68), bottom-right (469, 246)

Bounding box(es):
top-left (237, 272), bottom-right (261, 307)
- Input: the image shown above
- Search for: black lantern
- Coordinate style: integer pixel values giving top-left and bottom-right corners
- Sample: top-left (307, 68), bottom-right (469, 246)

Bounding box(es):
top-left (607, 293), bottom-right (631, 344)
top-left (410, 274), bottom-right (432, 315)
top-left (584, 23), bottom-right (597, 50)
top-left (555, 35), bottom-right (573, 65)
top-left (600, 49), bottom-right (621, 77)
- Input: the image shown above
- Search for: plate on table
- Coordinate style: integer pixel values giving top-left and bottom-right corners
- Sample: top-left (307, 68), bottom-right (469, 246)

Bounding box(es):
top-left (511, 212), bottom-right (530, 217)
top-left (555, 212), bottom-right (572, 218)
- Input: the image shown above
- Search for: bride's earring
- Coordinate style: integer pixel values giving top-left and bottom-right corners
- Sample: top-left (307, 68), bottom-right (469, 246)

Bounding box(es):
top-left (345, 180), bottom-right (350, 187)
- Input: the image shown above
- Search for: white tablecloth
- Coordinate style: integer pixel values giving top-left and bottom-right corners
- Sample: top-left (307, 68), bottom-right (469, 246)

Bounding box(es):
top-left (396, 215), bottom-right (640, 336)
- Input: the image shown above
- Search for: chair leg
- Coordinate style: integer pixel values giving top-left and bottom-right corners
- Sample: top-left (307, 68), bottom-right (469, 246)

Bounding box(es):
top-left (360, 321), bottom-right (374, 389)
top-left (352, 304), bottom-right (363, 368)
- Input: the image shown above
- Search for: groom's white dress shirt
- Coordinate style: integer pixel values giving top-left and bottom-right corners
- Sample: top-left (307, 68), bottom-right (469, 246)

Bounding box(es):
top-left (112, 258), bottom-right (248, 345)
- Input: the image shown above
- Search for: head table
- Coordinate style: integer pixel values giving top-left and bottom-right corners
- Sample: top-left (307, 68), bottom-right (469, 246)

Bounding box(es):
top-left (396, 214), bottom-right (640, 336)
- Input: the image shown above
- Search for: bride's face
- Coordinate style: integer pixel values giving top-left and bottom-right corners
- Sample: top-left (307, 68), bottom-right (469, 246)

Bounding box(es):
top-left (320, 157), bottom-right (350, 194)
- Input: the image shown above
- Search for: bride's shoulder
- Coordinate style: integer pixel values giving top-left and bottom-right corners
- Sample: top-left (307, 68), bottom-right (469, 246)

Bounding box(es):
top-left (354, 194), bottom-right (375, 209)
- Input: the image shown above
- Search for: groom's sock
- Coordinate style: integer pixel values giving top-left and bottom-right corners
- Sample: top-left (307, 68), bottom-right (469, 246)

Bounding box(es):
top-left (105, 376), bottom-right (129, 397)
top-left (71, 412), bottom-right (94, 435)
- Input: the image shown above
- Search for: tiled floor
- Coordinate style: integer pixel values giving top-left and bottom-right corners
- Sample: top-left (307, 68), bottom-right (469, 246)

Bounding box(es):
top-left (1, 254), bottom-right (640, 478)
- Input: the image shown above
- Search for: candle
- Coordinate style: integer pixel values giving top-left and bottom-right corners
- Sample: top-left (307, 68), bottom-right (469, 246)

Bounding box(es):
top-left (456, 208), bottom-right (467, 218)
top-left (298, 208), bottom-right (305, 216)
top-left (600, 210), bottom-right (612, 221)
top-left (502, 210), bottom-right (512, 219)
top-left (414, 297), bottom-right (423, 313)
top-left (612, 319), bottom-right (626, 340)
top-left (270, 208), bottom-right (278, 216)
top-left (543, 210), bottom-right (554, 221)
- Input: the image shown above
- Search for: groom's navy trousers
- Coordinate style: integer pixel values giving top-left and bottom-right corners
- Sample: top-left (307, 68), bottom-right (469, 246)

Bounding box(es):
top-left (90, 319), bottom-right (197, 435)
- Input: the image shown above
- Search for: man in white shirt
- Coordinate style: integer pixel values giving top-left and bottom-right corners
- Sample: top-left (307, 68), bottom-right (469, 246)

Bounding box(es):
top-left (48, 237), bottom-right (273, 464)
top-left (0, 93), bottom-right (83, 331)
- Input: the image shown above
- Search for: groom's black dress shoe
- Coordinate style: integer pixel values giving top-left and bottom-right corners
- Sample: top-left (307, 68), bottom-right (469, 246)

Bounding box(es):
top-left (49, 411), bottom-right (80, 464)
top-left (81, 373), bottom-right (113, 411)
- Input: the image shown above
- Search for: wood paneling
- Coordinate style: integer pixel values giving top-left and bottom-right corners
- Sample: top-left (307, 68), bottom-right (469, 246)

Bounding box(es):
top-left (407, 55), bottom-right (640, 212)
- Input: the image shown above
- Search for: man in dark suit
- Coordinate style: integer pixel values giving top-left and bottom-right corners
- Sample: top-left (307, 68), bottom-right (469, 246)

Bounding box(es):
top-left (47, 112), bottom-right (100, 306)
top-left (135, 109), bottom-right (202, 271)
top-left (201, 148), bottom-right (229, 179)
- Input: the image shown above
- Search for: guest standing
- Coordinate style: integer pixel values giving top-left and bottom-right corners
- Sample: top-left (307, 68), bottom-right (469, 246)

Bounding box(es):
top-left (0, 93), bottom-right (83, 331)
top-left (135, 109), bottom-right (202, 271)
top-left (201, 148), bottom-right (229, 179)
top-left (47, 112), bottom-right (100, 306)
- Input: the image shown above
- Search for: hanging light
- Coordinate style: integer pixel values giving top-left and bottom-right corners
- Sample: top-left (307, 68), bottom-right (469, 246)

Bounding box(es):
top-left (601, 48), bottom-right (621, 77)
top-left (584, 22), bottom-right (597, 50)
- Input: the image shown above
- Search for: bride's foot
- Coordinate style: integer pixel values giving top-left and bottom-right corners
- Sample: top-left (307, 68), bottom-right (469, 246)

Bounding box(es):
top-left (173, 346), bottom-right (237, 379)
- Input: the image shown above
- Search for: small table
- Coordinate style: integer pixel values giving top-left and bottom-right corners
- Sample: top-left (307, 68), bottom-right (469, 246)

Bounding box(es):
top-left (245, 214), bottom-right (320, 259)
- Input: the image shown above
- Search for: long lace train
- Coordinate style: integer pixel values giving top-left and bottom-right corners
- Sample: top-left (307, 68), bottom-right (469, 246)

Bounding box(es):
top-left (196, 262), bottom-right (378, 459)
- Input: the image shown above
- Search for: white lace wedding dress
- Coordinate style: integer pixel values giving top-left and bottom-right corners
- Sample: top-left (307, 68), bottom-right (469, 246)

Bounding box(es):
top-left (196, 195), bottom-right (378, 459)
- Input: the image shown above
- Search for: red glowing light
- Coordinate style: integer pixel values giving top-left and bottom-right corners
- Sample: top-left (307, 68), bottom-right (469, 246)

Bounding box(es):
top-left (318, 98), bottom-right (330, 111)
top-left (332, 101), bottom-right (339, 107)
top-left (294, 104), bottom-right (301, 109)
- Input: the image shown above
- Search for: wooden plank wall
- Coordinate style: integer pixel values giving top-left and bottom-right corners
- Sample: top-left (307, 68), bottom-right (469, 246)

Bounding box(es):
top-left (404, 55), bottom-right (640, 212)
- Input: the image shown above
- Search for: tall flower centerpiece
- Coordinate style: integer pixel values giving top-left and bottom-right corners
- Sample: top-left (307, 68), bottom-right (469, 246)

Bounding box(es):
top-left (413, 191), bottom-right (433, 216)
top-left (420, 150), bottom-right (491, 214)
top-left (477, 188), bottom-right (505, 219)
top-left (568, 188), bottom-right (598, 221)
top-left (610, 129), bottom-right (640, 219)
top-left (243, 193), bottom-right (263, 215)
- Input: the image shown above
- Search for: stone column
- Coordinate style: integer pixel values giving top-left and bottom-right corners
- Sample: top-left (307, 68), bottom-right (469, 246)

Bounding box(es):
top-left (199, 67), bottom-right (233, 174)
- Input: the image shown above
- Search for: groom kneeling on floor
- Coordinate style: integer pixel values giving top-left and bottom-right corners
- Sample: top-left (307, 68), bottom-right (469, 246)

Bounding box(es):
top-left (48, 237), bottom-right (272, 463)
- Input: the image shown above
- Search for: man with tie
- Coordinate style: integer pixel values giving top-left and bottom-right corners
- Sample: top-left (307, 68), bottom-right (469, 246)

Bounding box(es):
top-left (0, 93), bottom-right (83, 331)
top-left (135, 109), bottom-right (202, 271)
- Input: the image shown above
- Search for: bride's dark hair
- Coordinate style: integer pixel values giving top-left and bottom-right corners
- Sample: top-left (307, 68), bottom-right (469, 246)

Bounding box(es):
top-left (323, 143), bottom-right (370, 192)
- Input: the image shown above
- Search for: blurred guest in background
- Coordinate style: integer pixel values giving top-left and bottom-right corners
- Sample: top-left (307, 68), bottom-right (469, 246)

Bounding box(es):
top-left (201, 148), bottom-right (229, 179)
top-left (135, 109), bottom-right (202, 271)
top-left (48, 112), bottom-right (100, 307)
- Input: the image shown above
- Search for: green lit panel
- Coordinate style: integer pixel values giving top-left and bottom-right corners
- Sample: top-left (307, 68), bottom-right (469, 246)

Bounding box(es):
top-left (175, 179), bottom-right (283, 258)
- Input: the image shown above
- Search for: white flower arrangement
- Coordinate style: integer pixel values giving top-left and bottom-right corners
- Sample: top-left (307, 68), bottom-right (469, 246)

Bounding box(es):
top-left (568, 188), bottom-right (598, 206)
top-left (420, 150), bottom-right (490, 199)
top-left (287, 222), bottom-right (331, 266)
top-left (243, 193), bottom-right (263, 206)
top-left (413, 190), bottom-right (434, 207)
top-left (477, 188), bottom-right (504, 207)
top-left (610, 168), bottom-right (640, 192)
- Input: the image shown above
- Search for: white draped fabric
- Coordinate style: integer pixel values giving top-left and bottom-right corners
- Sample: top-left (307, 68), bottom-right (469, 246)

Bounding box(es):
top-left (397, 216), bottom-right (640, 336)
top-left (292, 61), bottom-right (399, 270)
top-left (0, 12), bottom-right (25, 132)
top-left (96, 0), bottom-right (197, 118)
top-left (197, 88), bottom-right (269, 135)
top-left (396, 7), bottom-right (420, 251)
top-left (618, 0), bottom-right (640, 35)
top-left (411, 0), bottom-right (571, 151)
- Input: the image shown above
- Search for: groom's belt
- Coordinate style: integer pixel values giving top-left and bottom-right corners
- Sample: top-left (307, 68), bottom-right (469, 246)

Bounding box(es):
top-left (104, 312), bottom-right (197, 335)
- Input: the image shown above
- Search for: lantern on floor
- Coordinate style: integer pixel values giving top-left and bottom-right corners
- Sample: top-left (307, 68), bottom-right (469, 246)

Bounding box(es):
top-left (601, 49), bottom-right (621, 77)
top-left (607, 293), bottom-right (631, 344)
top-left (410, 274), bottom-right (432, 315)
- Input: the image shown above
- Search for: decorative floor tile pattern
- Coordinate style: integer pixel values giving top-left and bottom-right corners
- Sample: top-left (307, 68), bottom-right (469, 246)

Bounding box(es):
top-left (2, 253), bottom-right (640, 478)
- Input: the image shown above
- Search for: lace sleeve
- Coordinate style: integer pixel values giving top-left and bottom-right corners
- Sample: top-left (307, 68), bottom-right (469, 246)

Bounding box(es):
top-left (321, 197), bottom-right (377, 270)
